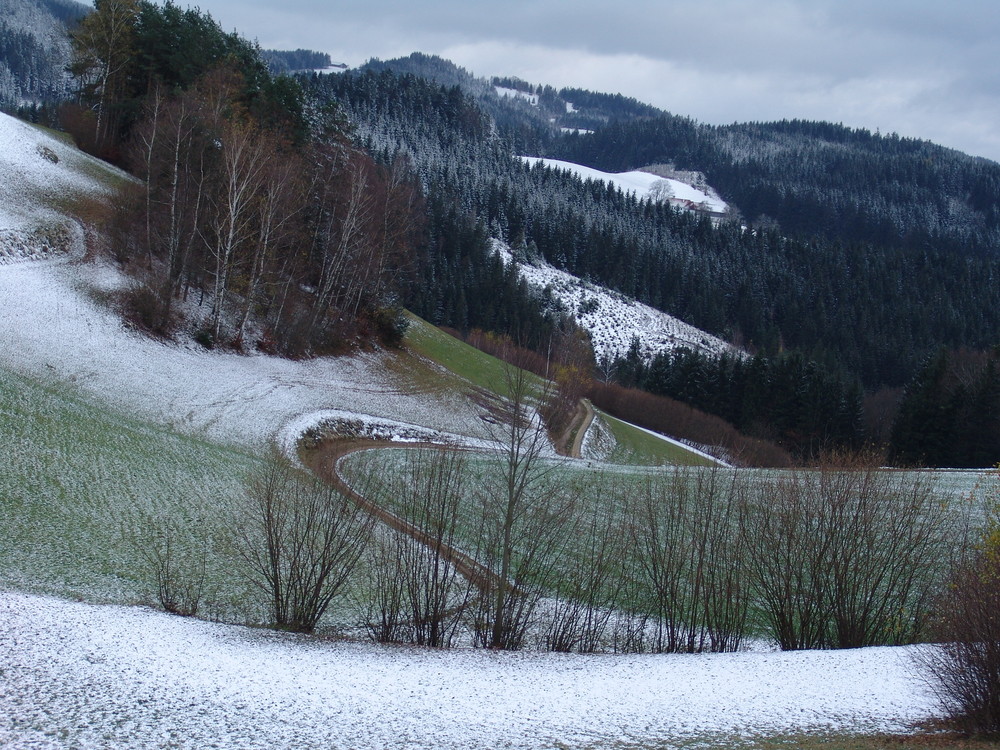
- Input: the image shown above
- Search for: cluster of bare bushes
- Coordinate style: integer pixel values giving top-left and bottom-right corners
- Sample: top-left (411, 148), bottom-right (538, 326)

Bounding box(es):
top-left (127, 368), bottom-right (963, 657)
top-left (131, 450), bottom-right (960, 657)
top-left (917, 471), bottom-right (1000, 735)
top-left (344, 459), bottom-right (957, 654)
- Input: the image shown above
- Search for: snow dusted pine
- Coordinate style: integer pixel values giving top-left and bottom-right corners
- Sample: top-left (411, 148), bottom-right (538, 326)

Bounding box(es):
top-left (492, 238), bottom-right (736, 363)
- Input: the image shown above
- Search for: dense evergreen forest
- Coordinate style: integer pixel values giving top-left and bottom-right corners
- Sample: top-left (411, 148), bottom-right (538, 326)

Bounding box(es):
top-left (303, 55), bottom-right (1000, 463)
top-left (261, 48), bottom-right (333, 76)
top-left (305, 61), bottom-right (1000, 383)
top-left (0, 0), bottom-right (88, 115)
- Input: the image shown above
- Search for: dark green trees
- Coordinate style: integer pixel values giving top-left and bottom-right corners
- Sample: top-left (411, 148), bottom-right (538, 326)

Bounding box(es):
top-left (889, 349), bottom-right (1000, 468)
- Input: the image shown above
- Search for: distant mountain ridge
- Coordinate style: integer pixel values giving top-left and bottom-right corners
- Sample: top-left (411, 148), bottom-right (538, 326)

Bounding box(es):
top-left (0, 0), bottom-right (88, 111)
top-left (307, 58), bottom-right (1000, 392)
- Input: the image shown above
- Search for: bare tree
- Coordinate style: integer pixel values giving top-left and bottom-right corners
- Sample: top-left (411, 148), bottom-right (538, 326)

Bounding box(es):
top-left (543, 473), bottom-right (621, 653)
top-left (121, 509), bottom-right (210, 617)
top-left (233, 457), bottom-right (374, 633)
top-left (917, 469), bottom-right (1000, 733)
top-left (358, 449), bottom-right (477, 648)
top-left (475, 361), bottom-right (573, 649)
top-left (744, 458), bottom-right (953, 650)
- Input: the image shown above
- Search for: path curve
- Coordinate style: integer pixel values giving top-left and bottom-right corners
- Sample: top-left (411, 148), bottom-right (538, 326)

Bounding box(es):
top-left (568, 399), bottom-right (595, 459)
top-left (305, 438), bottom-right (500, 593)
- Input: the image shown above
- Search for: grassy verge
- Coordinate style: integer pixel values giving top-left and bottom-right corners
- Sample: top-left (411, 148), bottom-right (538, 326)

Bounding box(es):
top-left (402, 313), bottom-right (546, 399)
top-left (599, 411), bottom-right (718, 467)
top-left (404, 313), bottom-right (712, 466)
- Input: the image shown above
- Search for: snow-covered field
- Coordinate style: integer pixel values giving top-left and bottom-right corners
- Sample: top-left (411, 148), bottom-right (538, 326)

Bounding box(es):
top-left (0, 113), bottom-right (485, 451)
top-left (0, 111), bottom-right (947, 748)
top-left (0, 255), bottom-right (485, 450)
top-left (493, 239), bottom-right (734, 362)
top-left (0, 592), bottom-right (936, 750)
top-left (520, 156), bottom-right (728, 214)
top-left (0, 115), bottom-right (119, 233)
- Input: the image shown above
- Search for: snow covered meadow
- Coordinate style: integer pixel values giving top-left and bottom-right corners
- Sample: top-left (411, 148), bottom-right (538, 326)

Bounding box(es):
top-left (0, 111), bottom-right (957, 747)
top-left (0, 593), bottom-right (937, 749)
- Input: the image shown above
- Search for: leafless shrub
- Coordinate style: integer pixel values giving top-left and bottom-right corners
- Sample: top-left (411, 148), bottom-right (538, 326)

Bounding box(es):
top-left (123, 513), bottom-right (208, 617)
top-left (918, 548), bottom-right (1000, 734)
top-left (744, 457), bottom-right (954, 650)
top-left (232, 457), bottom-right (374, 633)
top-left (358, 449), bottom-right (477, 648)
top-left (917, 471), bottom-right (1000, 734)
top-left (543, 477), bottom-right (622, 653)
top-left (625, 467), bottom-right (750, 653)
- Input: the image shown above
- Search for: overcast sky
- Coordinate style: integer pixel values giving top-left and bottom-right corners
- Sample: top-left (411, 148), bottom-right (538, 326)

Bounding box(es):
top-left (190, 0), bottom-right (1000, 163)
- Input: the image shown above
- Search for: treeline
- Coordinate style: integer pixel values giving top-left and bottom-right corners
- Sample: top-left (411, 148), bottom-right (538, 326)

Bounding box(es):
top-left (552, 116), bottom-right (1000, 256)
top-left (66, 0), bottom-right (305, 162)
top-left (0, 0), bottom-right (86, 112)
top-left (307, 65), bottom-right (1000, 395)
top-left (613, 346), bottom-right (864, 460)
top-left (889, 348), bottom-right (1000, 468)
top-left (261, 48), bottom-right (332, 75)
top-left (72, 0), bottom-right (421, 354)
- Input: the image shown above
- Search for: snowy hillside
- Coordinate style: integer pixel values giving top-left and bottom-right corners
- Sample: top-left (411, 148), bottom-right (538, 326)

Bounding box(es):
top-left (0, 592), bottom-right (937, 749)
top-left (520, 155), bottom-right (729, 215)
top-left (493, 239), bottom-right (736, 363)
top-left (0, 112), bottom-right (486, 449)
top-left (0, 114), bottom-right (121, 252)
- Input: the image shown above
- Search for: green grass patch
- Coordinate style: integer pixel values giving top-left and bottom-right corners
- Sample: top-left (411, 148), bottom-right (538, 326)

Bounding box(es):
top-left (0, 365), bottom-right (264, 618)
top-left (403, 313), bottom-right (545, 399)
top-left (599, 411), bottom-right (718, 467)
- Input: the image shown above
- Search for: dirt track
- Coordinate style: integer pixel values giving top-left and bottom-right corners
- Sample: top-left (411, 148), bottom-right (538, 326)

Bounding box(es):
top-left (305, 438), bottom-right (499, 592)
top-left (303, 397), bottom-right (596, 593)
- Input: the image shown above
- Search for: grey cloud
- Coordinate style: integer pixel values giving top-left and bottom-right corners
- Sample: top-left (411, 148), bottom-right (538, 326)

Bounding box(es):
top-left (194, 0), bottom-right (1000, 161)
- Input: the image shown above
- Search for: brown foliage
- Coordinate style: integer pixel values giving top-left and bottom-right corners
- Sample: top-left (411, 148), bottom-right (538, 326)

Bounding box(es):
top-left (112, 66), bottom-right (422, 355)
top-left (586, 380), bottom-right (794, 467)
top-left (919, 479), bottom-right (1000, 734)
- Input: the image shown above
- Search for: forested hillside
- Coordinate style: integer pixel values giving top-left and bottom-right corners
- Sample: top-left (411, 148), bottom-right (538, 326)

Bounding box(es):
top-left (304, 55), bottom-right (1000, 463)
top-left (5, 10), bottom-right (998, 465)
top-left (0, 0), bottom-right (87, 117)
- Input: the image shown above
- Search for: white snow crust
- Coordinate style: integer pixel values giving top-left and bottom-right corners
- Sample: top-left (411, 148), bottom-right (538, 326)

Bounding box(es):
top-left (0, 592), bottom-right (936, 749)
top-left (0, 255), bottom-right (484, 450)
top-left (495, 85), bottom-right (539, 106)
top-left (0, 114), bottom-right (121, 233)
top-left (493, 239), bottom-right (734, 363)
top-left (521, 155), bottom-right (729, 214)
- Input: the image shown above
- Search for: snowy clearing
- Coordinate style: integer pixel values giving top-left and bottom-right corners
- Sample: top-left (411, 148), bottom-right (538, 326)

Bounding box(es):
top-left (520, 155), bottom-right (728, 214)
top-left (0, 592), bottom-right (937, 750)
top-left (495, 85), bottom-right (539, 106)
top-left (493, 239), bottom-right (734, 362)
